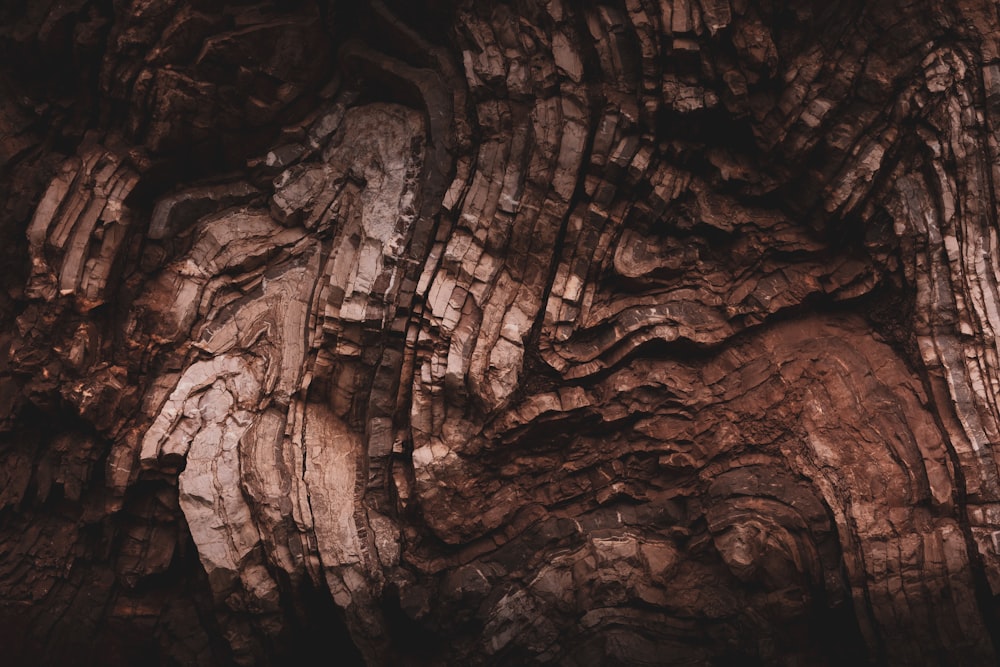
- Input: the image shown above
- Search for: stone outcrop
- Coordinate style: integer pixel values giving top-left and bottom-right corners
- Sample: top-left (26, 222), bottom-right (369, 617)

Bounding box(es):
top-left (5, 0), bottom-right (1000, 665)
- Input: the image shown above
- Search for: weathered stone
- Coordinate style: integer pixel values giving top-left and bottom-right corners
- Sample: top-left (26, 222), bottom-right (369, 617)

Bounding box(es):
top-left (6, 1), bottom-right (1000, 666)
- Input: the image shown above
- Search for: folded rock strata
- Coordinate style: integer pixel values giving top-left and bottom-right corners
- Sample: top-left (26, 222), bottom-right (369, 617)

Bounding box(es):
top-left (3, 1), bottom-right (1000, 665)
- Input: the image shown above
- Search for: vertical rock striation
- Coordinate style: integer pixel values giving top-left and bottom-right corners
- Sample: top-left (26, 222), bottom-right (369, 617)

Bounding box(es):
top-left (5, 0), bottom-right (1000, 665)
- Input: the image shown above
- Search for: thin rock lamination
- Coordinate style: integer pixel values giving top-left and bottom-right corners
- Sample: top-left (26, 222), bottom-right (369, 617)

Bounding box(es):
top-left (4, 1), bottom-right (1000, 665)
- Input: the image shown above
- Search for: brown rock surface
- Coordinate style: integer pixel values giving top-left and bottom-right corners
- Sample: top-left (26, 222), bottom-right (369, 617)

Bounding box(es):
top-left (4, 0), bottom-right (1000, 665)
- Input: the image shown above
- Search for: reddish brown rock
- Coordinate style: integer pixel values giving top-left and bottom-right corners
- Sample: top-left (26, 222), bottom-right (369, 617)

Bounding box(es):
top-left (4, 1), bottom-right (1000, 665)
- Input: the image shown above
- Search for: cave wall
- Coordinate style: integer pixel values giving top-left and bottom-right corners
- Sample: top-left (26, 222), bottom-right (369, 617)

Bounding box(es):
top-left (4, 0), bottom-right (1000, 665)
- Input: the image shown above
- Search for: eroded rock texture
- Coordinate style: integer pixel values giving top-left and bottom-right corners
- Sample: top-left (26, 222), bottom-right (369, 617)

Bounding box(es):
top-left (5, 0), bottom-right (1000, 665)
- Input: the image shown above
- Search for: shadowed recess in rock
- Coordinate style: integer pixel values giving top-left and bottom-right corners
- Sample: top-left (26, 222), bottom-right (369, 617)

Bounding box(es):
top-left (4, 0), bottom-right (1000, 665)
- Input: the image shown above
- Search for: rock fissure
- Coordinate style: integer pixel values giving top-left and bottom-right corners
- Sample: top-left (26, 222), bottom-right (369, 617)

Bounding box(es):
top-left (8, 0), bottom-right (1000, 665)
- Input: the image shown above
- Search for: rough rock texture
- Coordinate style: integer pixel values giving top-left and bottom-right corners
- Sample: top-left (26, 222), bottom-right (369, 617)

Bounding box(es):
top-left (4, 0), bottom-right (1000, 665)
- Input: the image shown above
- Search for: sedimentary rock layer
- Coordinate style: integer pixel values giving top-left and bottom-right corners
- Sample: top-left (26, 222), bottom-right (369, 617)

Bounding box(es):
top-left (4, 0), bottom-right (1000, 665)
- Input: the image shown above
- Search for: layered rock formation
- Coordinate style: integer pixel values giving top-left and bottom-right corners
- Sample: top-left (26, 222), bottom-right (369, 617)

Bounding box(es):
top-left (4, 0), bottom-right (1000, 664)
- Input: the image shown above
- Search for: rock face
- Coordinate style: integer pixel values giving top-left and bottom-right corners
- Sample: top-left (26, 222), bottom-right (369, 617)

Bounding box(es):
top-left (4, 0), bottom-right (1000, 665)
